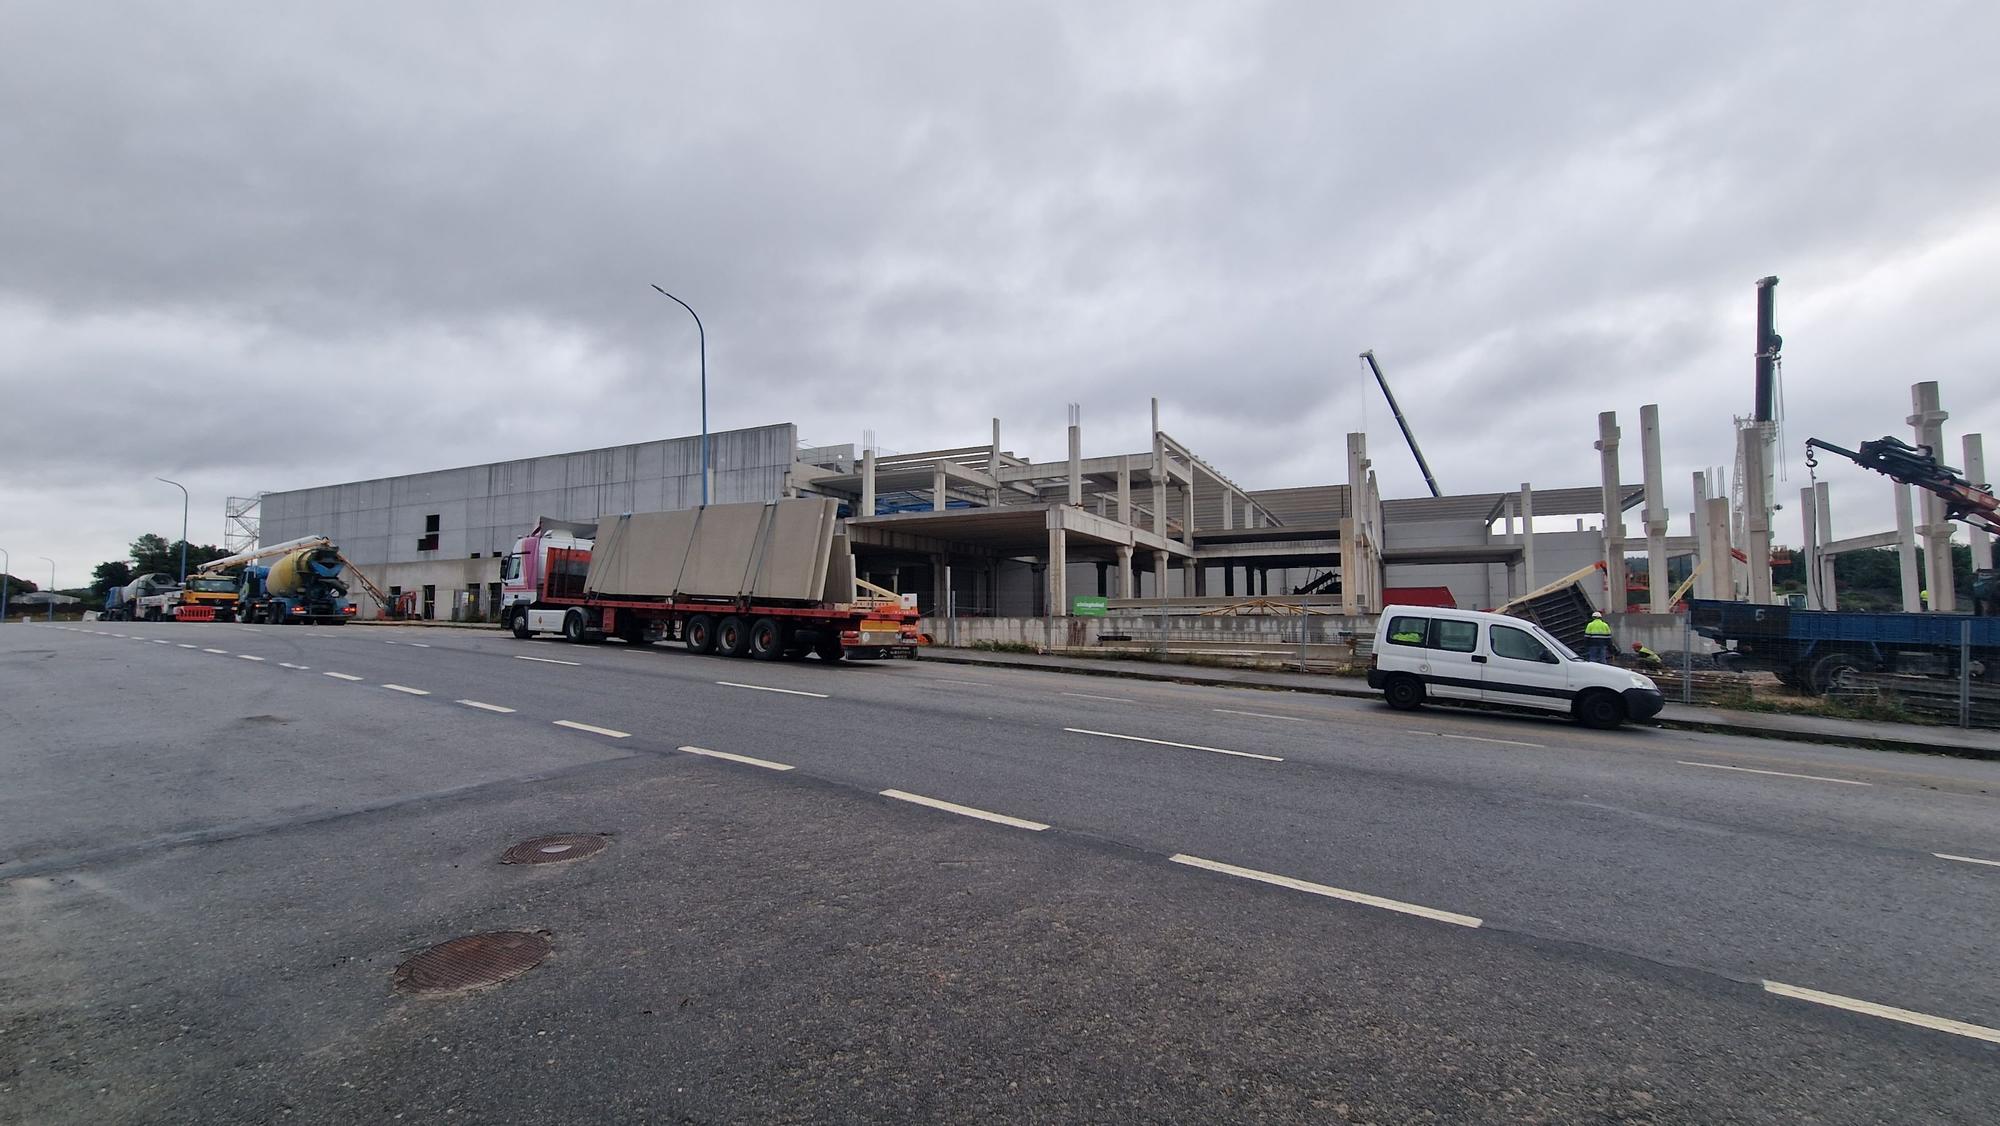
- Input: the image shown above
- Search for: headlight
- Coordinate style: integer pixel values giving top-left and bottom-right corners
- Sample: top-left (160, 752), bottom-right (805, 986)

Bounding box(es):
top-left (1630, 674), bottom-right (1655, 690)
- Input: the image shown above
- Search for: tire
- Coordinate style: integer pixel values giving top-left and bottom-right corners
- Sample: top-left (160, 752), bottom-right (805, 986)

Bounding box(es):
top-left (814, 636), bottom-right (845, 663)
top-left (716, 615), bottom-right (751, 658)
top-left (1809, 651), bottom-right (1866, 695)
top-left (1575, 689), bottom-right (1625, 729)
top-left (685, 615), bottom-right (715, 654)
top-left (511, 607), bottom-right (532, 639)
top-left (749, 617), bottom-right (784, 661)
top-left (1383, 674), bottom-right (1425, 711)
top-left (562, 608), bottom-right (589, 643)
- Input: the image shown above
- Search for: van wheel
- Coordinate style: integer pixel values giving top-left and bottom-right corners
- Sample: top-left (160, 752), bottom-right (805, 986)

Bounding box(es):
top-left (510, 608), bottom-right (532, 639)
top-left (716, 615), bottom-right (750, 657)
top-left (1383, 675), bottom-right (1425, 711)
top-left (684, 615), bottom-right (715, 654)
top-left (749, 617), bottom-right (784, 660)
top-left (1575, 689), bottom-right (1625, 729)
top-left (562, 609), bottom-right (589, 642)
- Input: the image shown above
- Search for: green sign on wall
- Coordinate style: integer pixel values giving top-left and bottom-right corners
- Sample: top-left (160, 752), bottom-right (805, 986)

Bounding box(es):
top-left (1070, 595), bottom-right (1109, 617)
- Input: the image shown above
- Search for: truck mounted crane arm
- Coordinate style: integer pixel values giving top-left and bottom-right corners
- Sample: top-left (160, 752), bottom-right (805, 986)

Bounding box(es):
top-left (1806, 435), bottom-right (2000, 536)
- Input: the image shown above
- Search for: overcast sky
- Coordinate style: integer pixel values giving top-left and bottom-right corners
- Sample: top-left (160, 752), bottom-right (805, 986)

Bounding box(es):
top-left (4, 2), bottom-right (1996, 587)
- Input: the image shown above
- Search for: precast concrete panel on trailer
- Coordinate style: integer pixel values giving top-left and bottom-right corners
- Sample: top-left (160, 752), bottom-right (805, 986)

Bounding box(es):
top-left (584, 498), bottom-right (842, 603)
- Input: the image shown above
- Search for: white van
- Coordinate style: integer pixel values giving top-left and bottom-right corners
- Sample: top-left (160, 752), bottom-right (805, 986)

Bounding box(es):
top-left (1366, 605), bottom-right (1665, 729)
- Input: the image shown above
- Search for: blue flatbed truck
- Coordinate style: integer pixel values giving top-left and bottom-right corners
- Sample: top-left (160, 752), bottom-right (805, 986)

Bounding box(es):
top-left (1688, 598), bottom-right (1997, 694)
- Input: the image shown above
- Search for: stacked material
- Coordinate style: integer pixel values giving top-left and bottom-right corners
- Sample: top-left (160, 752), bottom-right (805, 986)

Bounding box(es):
top-left (586, 498), bottom-right (848, 604)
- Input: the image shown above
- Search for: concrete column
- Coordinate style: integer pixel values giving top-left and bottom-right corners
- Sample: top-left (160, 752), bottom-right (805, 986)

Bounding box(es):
top-left (1740, 421), bottom-right (1775, 604)
top-left (1691, 472), bottom-right (1713, 600)
top-left (1597, 411), bottom-right (1627, 611)
top-left (1222, 488), bottom-right (1234, 529)
top-left (933, 466), bottom-right (947, 512)
top-left (1117, 456), bottom-right (1132, 525)
top-left (1115, 544), bottom-right (1134, 598)
top-left (1183, 486), bottom-right (1196, 547)
top-left (989, 418), bottom-right (1003, 506)
top-left (1814, 481), bottom-right (1836, 610)
top-left (1909, 382), bottom-right (1954, 611)
top-left (1066, 413), bottom-right (1083, 506)
top-left (1153, 550), bottom-right (1169, 601)
top-left (932, 554), bottom-right (951, 621)
top-left (1801, 485), bottom-right (1820, 610)
top-left (1095, 562), bottom-right (1108, 597)
top-left (861, 447), bottom-right (876, 518)
top-left (1893, 481), bottom-right (1922, 611)
top-left (1184, 558), bottom-right (1199, 597)
top-left (1966, 434), bottom-right (1993, 573)
top-left (1047, 524), bottom-right (1067, 616)
top-left (1705, 497), bottom-right (1733, 600)
top-left (1223, 567), bottom-right (1235, 596)
top-left (1519, 483), bottom-right (1536, 594)
top-left (1243, 499), bottom-right (1254, 529)
top-left (1640, 404), bottom-right (1670, 613)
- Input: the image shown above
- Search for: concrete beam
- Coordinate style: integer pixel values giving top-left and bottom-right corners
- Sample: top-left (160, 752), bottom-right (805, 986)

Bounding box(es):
top-left (1825, 529), bottom-right (1902, 555)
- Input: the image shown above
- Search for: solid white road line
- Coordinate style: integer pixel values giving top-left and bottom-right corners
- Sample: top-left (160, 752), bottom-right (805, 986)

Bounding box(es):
top-left (381, 684), bottom-right (429, 695)
top-left (554, 719), bottom-right (630, 739)
top-left (716, 681), bottom-right (829, 699)
top-left (1935, 852), bottom-right (2000, 868)
top-left (514, 655), bottom-right (581, 666)
top-left (1762, 981), bottom-right (2000, 1045)
top-left (679, 745), bottom-right (795, 771)
top-left (1213, 708), bottom-right (1309, 722)
top-left (1678, 761), bottom-right (1872, 786)
top-left (1062, 691), bottom-right (1134, 703)
top-left (457, 700), bottom-right (517, 714)
top-left (880, 789), bottom-right (1048, 831)
top-left (201, 648), bottom-right (228, 654)
top-left (1064, 727), bottom-right (1283, 763)
top-left (279, 662), bottom-right (310, 670)
top-left (1439, 732), bottom-right (1545, 748)
top-left (1170, 854), bottom-right (1483, 928)
top-left (324, 672), bottom-right (364, 681)
top-left (237, 655), bottom-right (266, 662)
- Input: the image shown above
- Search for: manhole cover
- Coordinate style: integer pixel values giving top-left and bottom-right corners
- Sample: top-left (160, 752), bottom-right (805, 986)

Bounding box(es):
top-left (394, 930), bottom-right (552, 995)
top-left (500, 833), bottom-right (608, 865)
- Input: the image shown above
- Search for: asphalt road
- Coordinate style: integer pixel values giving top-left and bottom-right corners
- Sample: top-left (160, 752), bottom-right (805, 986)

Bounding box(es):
top-left (4, 619), bottom-right (1997, 1123)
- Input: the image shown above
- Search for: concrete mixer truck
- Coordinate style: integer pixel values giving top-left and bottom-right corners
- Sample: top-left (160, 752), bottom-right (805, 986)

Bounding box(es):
top-left (235, 545), bottom-right (357, 624)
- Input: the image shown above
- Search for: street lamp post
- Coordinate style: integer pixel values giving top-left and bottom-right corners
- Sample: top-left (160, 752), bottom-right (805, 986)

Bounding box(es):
top-left (649, 284), bottom-right (710, 506)
top-left (1, 546), bottom-right (10, 624)
top-left (38, 556), bottom-right (54, 622)
top-left (157, 477), bottom-right (190, 582)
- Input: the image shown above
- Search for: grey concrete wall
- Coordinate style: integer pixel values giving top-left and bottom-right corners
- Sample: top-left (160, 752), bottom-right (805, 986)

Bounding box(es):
top-left (261, 423), bottom-right (798, 576)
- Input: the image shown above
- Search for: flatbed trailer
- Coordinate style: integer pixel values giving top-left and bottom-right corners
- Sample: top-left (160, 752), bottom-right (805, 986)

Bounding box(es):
top-left (501, 501), bottom-right (924, 660)
top-left (1688, 598), bottom-right (1996, 694)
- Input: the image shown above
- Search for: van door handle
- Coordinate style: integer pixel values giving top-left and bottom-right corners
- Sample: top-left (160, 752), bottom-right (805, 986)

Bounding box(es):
top-left (1472, 655), bottom-right (1488, 663)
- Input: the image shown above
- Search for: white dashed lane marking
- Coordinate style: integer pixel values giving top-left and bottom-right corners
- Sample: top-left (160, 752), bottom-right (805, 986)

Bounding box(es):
top-left (324, 672), bottom-right (365, 681)
top-left (1213, 708), bottom-right (1309, 722)
top-left (381, 684), bottom-right (429, 695)
top-left (1170, 854), bottom-right (1483, 928)
top-left (1762, 981), bottom-right (2000, 1045)
top-left (1437, 732), bottom-right (1545, 748)
top-left (178, 643), bottom-right (198, 649)
top-left (554, 720), bottom-right (630, 739)
top-left (279, 663), bottom-right (310, 670)
top-left (515, 655), bottom-right (581, 666)
top-left (880, 789), bottom-right (1048, 831)
top-left (1678, 761), bottom-right (1871, 786)
top-left (679, 745), bottom-right (795, 771)
top-left (237, 655), bottom-right (265, 662)
top-left (457, 700), bottom-right (517, 714)
top-left (202, 648), bottom-right (228, 654)
top-left (716, 681), bottom-right (829, 699)
top-left (1061, 691), bottom-right (1134, 703)
top-left (1064, 728), bottom-right (1283, 763)
top-left (1935, 853), bottom-right (2000, 868)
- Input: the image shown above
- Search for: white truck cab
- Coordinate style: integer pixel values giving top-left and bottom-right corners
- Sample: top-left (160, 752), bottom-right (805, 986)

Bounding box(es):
top-left (1367, 604), bottom-right (1665, 729)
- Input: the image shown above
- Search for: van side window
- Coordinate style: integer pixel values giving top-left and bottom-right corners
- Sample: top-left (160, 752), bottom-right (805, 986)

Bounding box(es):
top-left (1430, 619), bottom-right (1478, 653)
top-left (1386, 616), bottom-right (1429, 646)
top-left (1491, 624), bottom-right (1552, 663)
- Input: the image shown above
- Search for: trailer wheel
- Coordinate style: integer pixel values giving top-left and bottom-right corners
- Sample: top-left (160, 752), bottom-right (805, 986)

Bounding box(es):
top-left (562, 608), bottom-right (589, 642)
top-left (1809, 651), bottom-right (1866, 695)
top-left (685, 615), bottom-right (715, 654)
top-left (510, 607), bottom-right (532, 639)
top-left (814, 636), bottom-right (845, 662)
top-left (716, 615), bottom-right (751, 657)
top-left (748, 617), bottom-right (784, 660)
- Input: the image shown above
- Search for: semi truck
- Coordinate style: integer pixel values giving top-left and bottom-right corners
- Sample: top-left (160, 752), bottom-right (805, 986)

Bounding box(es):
top-left (1688, 598), bottom-right (1997, 694)
top-left (500, 499), bottom-right (924, 660)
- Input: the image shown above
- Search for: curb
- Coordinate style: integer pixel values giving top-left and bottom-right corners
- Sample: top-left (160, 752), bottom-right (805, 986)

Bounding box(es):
top-left (918, 651), bottom-right (1995, 760)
